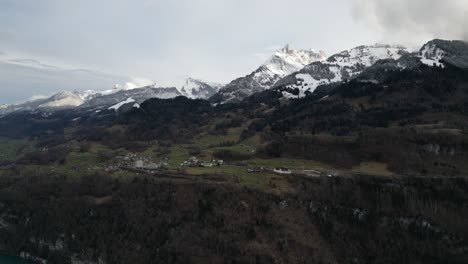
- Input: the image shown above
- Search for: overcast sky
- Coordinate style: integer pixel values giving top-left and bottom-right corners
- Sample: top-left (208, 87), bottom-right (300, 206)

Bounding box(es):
top-left (1, 0), bottom-right (467, 103)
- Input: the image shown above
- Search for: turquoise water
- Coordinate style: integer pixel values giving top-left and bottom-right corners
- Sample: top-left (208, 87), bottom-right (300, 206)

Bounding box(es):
top-left (0, 255), bottom-right (34, 264)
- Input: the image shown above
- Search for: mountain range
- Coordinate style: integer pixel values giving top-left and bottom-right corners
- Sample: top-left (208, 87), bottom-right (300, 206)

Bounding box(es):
top-left (272, 44), bottom-right (409, 98)
top-left (0, 78), bottom-right (221, 115)
top-left (1, 39), bottom-right (467, 117)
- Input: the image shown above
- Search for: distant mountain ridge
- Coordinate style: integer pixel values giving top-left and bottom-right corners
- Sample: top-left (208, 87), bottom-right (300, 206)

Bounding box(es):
top-left (272, 40), bottom-right (468, 99)
top-left (0, 78), bottom-right (220, 116)
top-left (2, 39), bottom-right (467, 116)
top-left (0, 53), bottom-right (128, 104)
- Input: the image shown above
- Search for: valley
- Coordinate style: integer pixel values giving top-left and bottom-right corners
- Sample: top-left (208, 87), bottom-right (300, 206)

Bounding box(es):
top-left (0, 39), bottom-right (468, 263)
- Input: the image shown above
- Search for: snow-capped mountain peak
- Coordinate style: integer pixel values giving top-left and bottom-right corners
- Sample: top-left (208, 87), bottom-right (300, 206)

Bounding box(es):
top-left (273, 44), bottom-right (410, 98)
top-left (38, 91), bottom-right (87, 108)
top-left (327, 44), bottom-right (408, 68)
top-left (419, 42), bottom-right (446, 67)
top-left (264, 45), bottom-right (327, 76)
top-left (179, 78), bottom-right (223, 99)
top-left (210, 45), bottom-right (326, 103)
top-left (114, 78), bottom-right (156, 91)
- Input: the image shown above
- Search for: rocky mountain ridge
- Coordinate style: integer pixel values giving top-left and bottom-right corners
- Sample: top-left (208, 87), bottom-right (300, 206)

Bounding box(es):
top-left (209, 45), bottom-right (326, 103)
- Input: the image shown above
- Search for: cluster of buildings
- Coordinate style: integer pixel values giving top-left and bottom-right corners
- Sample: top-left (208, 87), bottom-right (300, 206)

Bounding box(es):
top-left (106, 152), bottom-right (168, 172)
top-left (247, 166), bottom-right (292, 174)
top-left (180, 156), bottom-right (224, 168)
top-left (134, 159), bottom-right (168, 171)
top-left (247, 167), bottom-right (265, 173)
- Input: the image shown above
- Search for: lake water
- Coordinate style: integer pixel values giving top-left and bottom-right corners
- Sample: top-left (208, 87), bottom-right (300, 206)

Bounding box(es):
top-left (0, 255), bottom-right (34, 264)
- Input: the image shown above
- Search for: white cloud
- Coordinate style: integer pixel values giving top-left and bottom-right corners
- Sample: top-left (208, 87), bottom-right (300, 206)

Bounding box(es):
top-left (27, 95), bottom-right (49, 102)
top-left (118, 77), bottom-right (155, 90)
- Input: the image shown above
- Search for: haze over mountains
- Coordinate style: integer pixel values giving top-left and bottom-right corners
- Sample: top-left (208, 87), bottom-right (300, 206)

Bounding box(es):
top-left (1, 39), bottom-right (467, 117)
top-left (0, 53), bottom-right (128, 104)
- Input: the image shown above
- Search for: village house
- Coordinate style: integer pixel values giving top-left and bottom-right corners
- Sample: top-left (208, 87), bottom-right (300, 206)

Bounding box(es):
top-left (273, 167), bottom-right (292, 174)
top-left (247, 167), bottom-right (264, 173)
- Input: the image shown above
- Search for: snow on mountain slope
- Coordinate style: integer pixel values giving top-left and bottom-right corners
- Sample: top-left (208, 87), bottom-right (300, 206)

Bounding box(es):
top-left (0, 90), bottom-right (93, 116)
top-left (210, 45), bottom-right (326, 103)
top-left (328, 44), bottom-right (406, 67)
top-left (419, 39), bottom-right (468, 69)
top-left (261, 45), bottom-right (327, 78)
top-left (179, 78), bottom-right (223, 99)
top-left (114, 77), bottom-right (155, 91)
top-left (274, 44), bottom-right (409, 98)
top-left (39, 91), bottom-right (87, 108)
top-left (0, 84), bottom-right (183, 116)
top-left (109, 97), bottom-right (135, 110)
top-left (419, 42), bottom-right (446, 67)
top-left (79, 85), bottom-right (182, 110)
top-left (0, 72), bottom-right (226, 116)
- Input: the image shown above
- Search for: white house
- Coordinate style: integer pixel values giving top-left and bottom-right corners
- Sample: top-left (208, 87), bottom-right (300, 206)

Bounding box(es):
top-left (273, 168), bottom-right (292, 174)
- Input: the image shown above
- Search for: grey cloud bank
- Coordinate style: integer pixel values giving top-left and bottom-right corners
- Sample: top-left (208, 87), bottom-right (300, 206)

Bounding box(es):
top-left (352, 0), bottom-right (468, 46)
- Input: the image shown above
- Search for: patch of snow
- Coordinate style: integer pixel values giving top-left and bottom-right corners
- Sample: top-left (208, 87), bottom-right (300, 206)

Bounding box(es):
top-left (109, 97), bottom-right (135, 110)
top-left (420, 58), bottom-right (444, 67)
top-left (281, 91), bottom-right (298, 99)
top-left (133, 103), bottom-right (140, 108)
top-left (419, 43), bottom-right (446, 68)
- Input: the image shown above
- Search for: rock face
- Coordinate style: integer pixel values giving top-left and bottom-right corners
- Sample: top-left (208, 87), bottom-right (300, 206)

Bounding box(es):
top-left (273, 44), bottom-right (409, 98)
top-left (210, 45), bottom-right (326, 103)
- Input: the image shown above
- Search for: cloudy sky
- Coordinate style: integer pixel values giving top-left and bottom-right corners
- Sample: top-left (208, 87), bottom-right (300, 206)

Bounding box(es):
top-left (1, 0), bottom-right (467, 103)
